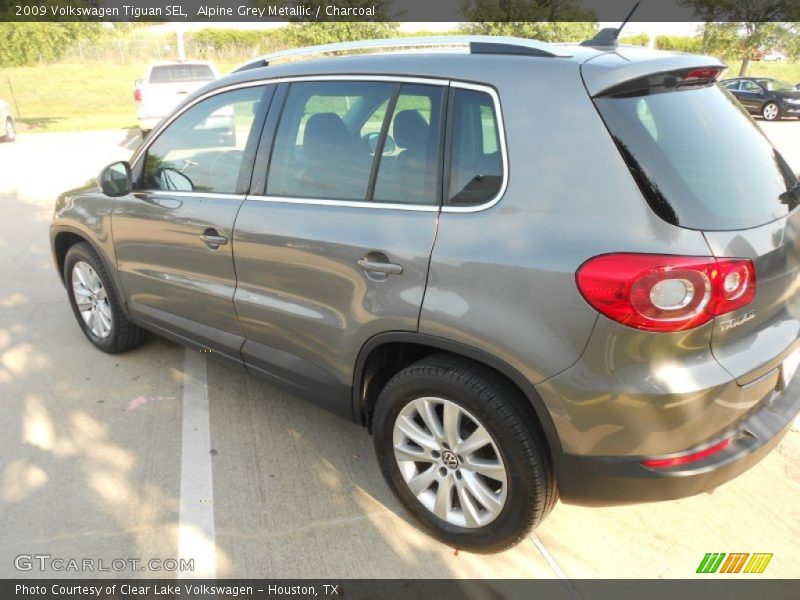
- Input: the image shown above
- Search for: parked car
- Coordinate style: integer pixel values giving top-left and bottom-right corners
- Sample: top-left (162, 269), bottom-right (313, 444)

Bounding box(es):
top-left (762, 51), bottom-right (787, 62)
top-left (135, 60), bottom-right (225, 134)
top-left (721, 77), bottom-right (800, 120)
top-left (51, 37), bottom-right (800, 553)
top-left (0, 99), bottom-right (16, 142)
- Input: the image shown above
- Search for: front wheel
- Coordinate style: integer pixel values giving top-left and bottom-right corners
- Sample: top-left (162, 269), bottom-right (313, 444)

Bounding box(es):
top-left (372, 355), bottom-right (557, 553)
top-left (762, 101), bottom-right (780, 121)
top-left (64, 242), bottom-right (146, 353)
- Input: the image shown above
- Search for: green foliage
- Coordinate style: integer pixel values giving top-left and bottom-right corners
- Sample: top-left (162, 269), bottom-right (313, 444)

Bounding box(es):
top-left (655, 35), bottom-right (704, 53)
top-left (619, 33), bottom-right (650, 47)
top-left (0, 22), bottom-right (103, 67)
top-left (460, 22), bottom-right (597, 42)
top-left (459, 0), bottom-right (596, 42)
top-left (280, 22), bottom-right (399, 47)
top-left (187, 29), bottom-right (285, 58)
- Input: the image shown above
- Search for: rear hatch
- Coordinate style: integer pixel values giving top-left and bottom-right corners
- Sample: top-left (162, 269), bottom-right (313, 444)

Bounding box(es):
top-left (584, 50), bottom-right (800, 383)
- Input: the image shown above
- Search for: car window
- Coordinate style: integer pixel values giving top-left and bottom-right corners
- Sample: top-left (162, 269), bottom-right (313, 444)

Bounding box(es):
top-left (140, 86), bottom-right (265, 194)
top-left (722, 80), bottom-right (740, 91)
top-left (595, 85), bottom-right (798, 231)
top-left (740, 81), bottom-right (762, 92)
top-left (757, 79), bottom-right (793, 91)
top-left (446, 88), bottom-right (504, 206)
top-left (372, 84), bottom-right (444, 205)
top-left (150, 64), bottom-right (215, 83)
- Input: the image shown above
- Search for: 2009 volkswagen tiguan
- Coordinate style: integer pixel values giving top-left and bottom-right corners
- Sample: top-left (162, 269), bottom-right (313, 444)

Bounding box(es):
top-left (50, 35), bottom-right (800, 552)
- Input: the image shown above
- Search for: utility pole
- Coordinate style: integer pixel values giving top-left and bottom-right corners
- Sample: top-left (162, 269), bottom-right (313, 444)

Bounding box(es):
top-left (176, 24), bottom-right (186, 60)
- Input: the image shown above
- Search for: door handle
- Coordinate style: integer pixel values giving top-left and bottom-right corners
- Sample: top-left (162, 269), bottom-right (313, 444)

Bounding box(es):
top-left (357, 258), bottom-right (403, 276)
top-left (201, 229), bottom-right (228, 248)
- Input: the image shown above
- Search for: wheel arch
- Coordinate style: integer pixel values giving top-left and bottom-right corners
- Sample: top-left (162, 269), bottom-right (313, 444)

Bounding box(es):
top-left (352, 332), bottom-right (563, 456)
top-left (52, 226), bottom-right (131, 318)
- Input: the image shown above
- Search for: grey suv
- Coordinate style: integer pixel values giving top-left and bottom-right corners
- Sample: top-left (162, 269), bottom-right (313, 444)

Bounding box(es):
top-left (50, 37), bottom-right (800, 552)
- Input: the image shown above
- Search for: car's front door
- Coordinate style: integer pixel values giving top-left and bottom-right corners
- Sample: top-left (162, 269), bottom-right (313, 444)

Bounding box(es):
top-left (737, 80), bottom-right (766, 111)
top-left (114, 84), bottom-right (272, 361)
top-left (232, 79), bottom-right (446, 417)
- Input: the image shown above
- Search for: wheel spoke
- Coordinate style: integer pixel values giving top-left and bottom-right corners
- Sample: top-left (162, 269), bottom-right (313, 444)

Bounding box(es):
top-left (395, 415), bottom-right (439, 452)
top-left (465, 457), bottom-right (506, 483)
top-left (72, 283), bottom-right (92, 298)
top-left (463, 471), bottom-right (504, 516)
top-left (442, 402), bottom-right (461, 448)
top-left (413, 397), bottom-right (443, 440)
top-left (406, 465), bottom-right (437, 496)
top-left (74, 263), bottom-right (90, 288)
top-left (394, 443), bottom-right (434, 463)
top-left (455, 478), bottom-right (482, 528)
top-left (433, 476), bottom-right (454, 520)
top-left (457, 425), bottom-right (492, 456)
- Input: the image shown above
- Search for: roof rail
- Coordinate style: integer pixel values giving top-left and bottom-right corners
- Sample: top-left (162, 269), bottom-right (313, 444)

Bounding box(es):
top-left (232, 35), bottom-right (572, 73)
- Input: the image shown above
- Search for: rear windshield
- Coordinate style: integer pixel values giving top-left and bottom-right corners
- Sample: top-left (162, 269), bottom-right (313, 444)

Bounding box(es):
top-left (594, 85), bottom-right (798, 231)
top-left (149, 64), bottom-right (214, 83)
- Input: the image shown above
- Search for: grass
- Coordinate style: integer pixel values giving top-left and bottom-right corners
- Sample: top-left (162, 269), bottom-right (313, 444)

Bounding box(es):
top-left (726, 60), bottom-right (800, 84)
top-left (1, 58), bottom-right (799, 134)
top-left (0, 60), bottom-right (239, 133)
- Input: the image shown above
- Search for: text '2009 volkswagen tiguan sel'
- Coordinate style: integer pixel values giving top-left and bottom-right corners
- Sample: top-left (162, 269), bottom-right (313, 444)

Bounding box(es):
top-left (50, 35), bottom-right (800, 553)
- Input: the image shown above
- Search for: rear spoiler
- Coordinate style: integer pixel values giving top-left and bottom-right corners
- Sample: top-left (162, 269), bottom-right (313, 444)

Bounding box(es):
top-left (581, 49), bottom-right (726, 97)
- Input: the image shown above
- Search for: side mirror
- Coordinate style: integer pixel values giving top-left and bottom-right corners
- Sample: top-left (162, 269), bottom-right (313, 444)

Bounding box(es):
top-left (99, 161), bottom-right (132, 197)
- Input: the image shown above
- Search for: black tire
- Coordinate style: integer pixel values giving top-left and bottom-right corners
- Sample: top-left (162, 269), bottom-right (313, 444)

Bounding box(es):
top-left (64, 242), bottom-right (146, 354)
top-left (762, 101), bottom-right (780, 121)
top-left (1, 117), bottom-right (15, 142)
top-left (373, 354), bottom-right (557, 553)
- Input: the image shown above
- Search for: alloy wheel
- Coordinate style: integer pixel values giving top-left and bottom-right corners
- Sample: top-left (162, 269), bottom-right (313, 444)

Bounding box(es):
top-left (392, 396), bottom-right (508, 528)
top-left (71, 261), bottom-right (113, 339)
top-left (763, 103), bottom-right (779, 121)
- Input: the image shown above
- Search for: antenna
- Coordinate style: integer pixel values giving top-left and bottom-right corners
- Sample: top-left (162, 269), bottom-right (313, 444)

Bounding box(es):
top-left (581, 0), bottom-right (643, 48)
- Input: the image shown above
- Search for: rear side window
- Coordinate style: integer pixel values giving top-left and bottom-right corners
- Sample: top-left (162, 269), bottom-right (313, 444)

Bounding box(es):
top-left (150, 64), bottom-right (215, 83)
top-left (595, 85), bottom-right (798, 231)
top-left (266, 80), bottom-right (444, 205)
top-left (446, 88), bottom-right (504, 206)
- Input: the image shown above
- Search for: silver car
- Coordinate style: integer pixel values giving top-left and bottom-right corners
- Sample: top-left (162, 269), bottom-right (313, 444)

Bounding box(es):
top-left (50, 36), bottom-right (800, 552)
top-left (0, 99), bottom-right (15, 142)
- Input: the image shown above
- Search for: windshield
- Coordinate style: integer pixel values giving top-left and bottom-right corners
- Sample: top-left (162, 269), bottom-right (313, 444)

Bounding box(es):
top-left (756, 79), bottom-right (793, 91)
top-left (595, 85), bottom-right (798, 231)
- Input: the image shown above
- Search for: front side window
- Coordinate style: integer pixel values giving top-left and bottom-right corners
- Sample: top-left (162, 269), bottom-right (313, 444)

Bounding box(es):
top-left (140, 86), bottom-right (265, 194)
top-left (446, 88), bottom-right (504, 206)
top-left (266, 80), bottom-right (444, 205)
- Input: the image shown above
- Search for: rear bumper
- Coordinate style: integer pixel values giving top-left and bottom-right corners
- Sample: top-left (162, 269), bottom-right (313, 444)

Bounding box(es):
top-left (556, 371), bottom-right (800, 506)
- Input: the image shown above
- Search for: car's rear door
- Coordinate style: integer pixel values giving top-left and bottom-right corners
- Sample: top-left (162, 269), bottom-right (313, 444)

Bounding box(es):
top-left (114, 84), bottom-right (273, 361)
top-left (231, 78), bottom-right (446, 418)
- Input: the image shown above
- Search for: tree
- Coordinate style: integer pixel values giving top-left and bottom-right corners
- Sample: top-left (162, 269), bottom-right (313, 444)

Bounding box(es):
top-left (682, 1), bottom-right (800, 75)
top-left (460, 0), bottom-right (597, 42)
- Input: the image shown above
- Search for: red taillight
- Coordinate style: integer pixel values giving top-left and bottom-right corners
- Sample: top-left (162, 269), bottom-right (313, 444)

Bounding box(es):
top-left (134, 88), bottom-right (142, 102)
top-left (684, 67), bottom-right (722, 82)
top-left (641, 438), bottom-right (731, 469)
top-left (576, 254), bottom-right (756, 333)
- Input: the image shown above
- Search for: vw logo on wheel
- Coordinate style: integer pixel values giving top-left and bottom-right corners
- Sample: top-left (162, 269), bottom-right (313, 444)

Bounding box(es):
top-left (441, 450), bottom-right (459, 470)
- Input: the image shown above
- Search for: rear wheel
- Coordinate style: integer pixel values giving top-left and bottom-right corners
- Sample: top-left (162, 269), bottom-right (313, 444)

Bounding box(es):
top-left (372, 354), bottom-right (556, 553)
top-left (1, 117), bottom-right (15, 142)
top-left (762, 101), bottom-right (780, 121)
top-left (64, 243), bottom-right (146, 353)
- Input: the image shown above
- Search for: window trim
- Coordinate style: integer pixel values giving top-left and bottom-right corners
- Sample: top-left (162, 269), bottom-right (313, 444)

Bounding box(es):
top-left (131, 75), bottom-right (508, 213)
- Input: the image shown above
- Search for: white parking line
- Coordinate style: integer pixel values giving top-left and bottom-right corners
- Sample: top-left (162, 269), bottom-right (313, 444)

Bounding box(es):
top-left (178, 348), bottom-right (216, 578)
top-left (532, 533), bottom-right (583, 600)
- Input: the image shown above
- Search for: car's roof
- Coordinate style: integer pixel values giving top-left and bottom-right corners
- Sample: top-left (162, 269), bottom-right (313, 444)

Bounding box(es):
top-left (201, 41), bottom-right (722, 98)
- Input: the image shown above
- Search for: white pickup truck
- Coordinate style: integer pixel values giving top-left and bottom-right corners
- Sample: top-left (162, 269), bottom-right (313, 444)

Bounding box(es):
top-left (134, 61), bottom-right (220, 133)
